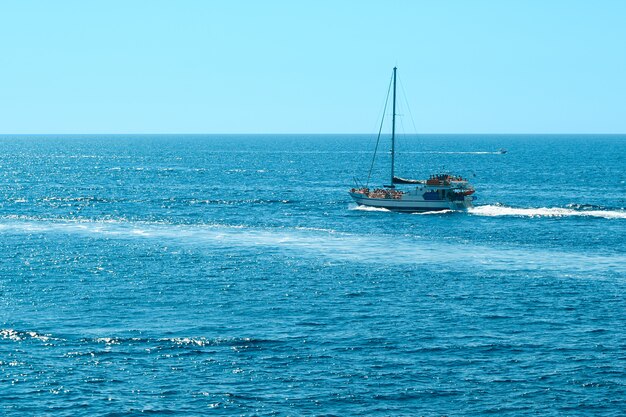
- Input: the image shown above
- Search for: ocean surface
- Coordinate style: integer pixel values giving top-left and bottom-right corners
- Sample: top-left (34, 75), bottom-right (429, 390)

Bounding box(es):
top-left (1, 134), bottom-right (625, 416)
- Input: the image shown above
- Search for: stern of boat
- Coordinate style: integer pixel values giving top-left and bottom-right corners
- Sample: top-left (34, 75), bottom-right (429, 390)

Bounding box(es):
top-left (455, 194), bottom-right (475, 210)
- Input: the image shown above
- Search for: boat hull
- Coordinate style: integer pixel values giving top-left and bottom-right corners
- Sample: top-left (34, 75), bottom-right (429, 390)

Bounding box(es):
top-left (349, 192), bottom-right (472, 212)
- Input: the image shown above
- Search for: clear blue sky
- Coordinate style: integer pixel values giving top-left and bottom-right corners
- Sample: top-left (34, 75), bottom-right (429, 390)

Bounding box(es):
top-left (1, 0), bottom-right (625, 134)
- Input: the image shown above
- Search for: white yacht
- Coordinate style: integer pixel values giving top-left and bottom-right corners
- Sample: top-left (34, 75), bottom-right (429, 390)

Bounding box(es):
top-left (349, 67), bottom-right (476, 212)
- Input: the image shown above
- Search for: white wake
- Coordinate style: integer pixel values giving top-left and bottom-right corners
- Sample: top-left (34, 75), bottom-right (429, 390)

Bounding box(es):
top-left (469, 205), bottom-right (626, 219)
top-left (1, 215), bottom-right (624, 274)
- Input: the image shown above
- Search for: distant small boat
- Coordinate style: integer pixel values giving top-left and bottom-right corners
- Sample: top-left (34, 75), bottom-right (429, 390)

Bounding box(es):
top-left (349, 67), bottom-right (476, 212)
top-left (499, 148), bottom-right (508, 154)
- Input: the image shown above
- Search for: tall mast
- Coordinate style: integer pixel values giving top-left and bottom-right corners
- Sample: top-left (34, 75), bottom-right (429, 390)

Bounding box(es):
top-left (391, 66), bottom-right (397, 186)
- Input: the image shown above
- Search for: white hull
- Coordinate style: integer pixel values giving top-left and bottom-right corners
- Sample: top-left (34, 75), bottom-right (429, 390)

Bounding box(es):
top-left (349, 192), bottom-right (473, 212)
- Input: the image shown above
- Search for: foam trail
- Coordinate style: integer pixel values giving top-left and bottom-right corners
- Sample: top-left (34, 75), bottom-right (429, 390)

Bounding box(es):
top-left (1, 216), bottom-right (624, 274)
top-left (469, 205), bottom-right (626, 219)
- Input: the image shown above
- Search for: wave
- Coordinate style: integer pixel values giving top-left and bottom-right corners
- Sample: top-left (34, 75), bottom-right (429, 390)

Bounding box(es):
top-left (565, 203), bottom-right (614, 211)
top-left (86, 336), bottom-right (271, 348)
top-left (4, 196), bottom-right (293, 206)
top-left (0, 328), bottom-right (54, 342)
top-left (189, 198), bottom-right (293, 205)
top-left (403, 151), bottom-right (502, 155)
top-left (294, 226), bottom-right (338, 233)
top-left (469, 204), bottom-right (626, 219)
top-left (0, 328), bottom-right (277, 350)
top-left (349, 204), bottom-right (390, 212)
top-left (413, 209), bottom-right (454, 215)
top-left (0, 216), bottom-right (250, 241)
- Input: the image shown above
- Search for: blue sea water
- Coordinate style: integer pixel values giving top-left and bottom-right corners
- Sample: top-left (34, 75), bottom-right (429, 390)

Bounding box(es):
top-left (1, 134), bottom-right (625, 416)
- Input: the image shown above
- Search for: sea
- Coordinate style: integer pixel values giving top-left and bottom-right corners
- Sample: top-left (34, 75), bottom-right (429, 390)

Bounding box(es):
top-left (1, 134), bottom-right (625, 416)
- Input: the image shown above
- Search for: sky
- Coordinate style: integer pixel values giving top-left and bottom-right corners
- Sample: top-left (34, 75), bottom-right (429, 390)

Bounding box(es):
top-left (1, 0), bottom-right (625, 134)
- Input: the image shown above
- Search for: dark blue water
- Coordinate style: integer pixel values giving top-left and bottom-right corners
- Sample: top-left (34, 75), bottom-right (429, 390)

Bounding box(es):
top-left (1, 134), bottom-right (625, 416)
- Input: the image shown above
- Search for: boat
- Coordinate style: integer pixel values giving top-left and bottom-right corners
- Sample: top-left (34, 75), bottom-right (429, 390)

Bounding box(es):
top-left (349, 67), bottom-right (476, 212)
top-left (499, 148), bottom-right (508, 154)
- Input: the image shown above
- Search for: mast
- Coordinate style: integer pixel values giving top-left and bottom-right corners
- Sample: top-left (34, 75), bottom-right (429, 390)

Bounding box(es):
top-left (390, 66), bottom-right (397, 186)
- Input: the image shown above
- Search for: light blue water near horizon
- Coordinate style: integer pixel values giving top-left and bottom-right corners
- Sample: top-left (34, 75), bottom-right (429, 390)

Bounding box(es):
top-left (1, 134), bottom-right (625, 416)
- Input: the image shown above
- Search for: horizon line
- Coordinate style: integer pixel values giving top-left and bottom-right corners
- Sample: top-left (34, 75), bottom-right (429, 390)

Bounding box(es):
top-left (1, 132), bottom-right (625, 136)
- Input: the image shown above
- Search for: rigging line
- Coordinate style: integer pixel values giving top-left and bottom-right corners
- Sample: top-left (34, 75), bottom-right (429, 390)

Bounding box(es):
top-left (394, 89), bottom-right (408, 166)
top-left (366, 71), bottom-right (394, 187)
top-left (399, 76), bottom-right (418, 134)
top-left (398, 115), bottom-right (406, 151)
top-left (397, 113), bottom-right (409, 169)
